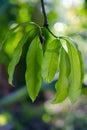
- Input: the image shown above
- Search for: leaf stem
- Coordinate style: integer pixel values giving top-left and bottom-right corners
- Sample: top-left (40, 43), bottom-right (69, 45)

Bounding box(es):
top-left (47, 27), bottom-right (59, 39)
top-left (40, 0), bottom-right (60, 39)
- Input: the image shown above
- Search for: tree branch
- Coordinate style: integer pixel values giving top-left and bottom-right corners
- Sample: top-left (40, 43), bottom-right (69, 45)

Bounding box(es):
top-left (41, 0), bottom-right (60, 39)
top-left (41, 0), bottom-right (49, 28)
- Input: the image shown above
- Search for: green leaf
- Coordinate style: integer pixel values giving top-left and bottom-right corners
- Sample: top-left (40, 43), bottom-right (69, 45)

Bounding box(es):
top-left (24, 22), bottom-right (40, 32)
top-left (75, 45), bottom-right (84, 82)
top-left (25, 36), bottom-right (43, 101)
top-left (8, 24), bottom-right (40, 85)
top-left (65, 39), bottom-right (82, 103)
top-left (4, 22), bottom-right (39, 57)
top-left (4, 28), bottom-right (23, 57)
top-left (8, 32), bottom-right (30, 85)
top-left (53, 47), bottom-right (69, 103)
top-left (69, 39), bottom-right (84, 82)
top-left (42, 39), bottom-right (61, 82)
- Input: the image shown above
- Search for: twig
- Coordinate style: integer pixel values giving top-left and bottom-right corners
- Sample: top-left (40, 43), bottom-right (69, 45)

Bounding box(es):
top-left (47, 27), bottom-right (59, 39)
top-left (41, 0), bottom-right (60, 39)
top-left (41, 0), bottom-right (48, 28)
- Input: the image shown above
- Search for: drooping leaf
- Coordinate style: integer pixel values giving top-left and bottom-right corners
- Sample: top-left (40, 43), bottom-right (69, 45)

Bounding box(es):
top-left (24, 22), bottom-right (40, 32)
top-left (4, 28), bottom-right (23, 57)
top-left (42, 39), bottom-right (61, 82)
top-left (25, 36), bottom-right (43, 101)
top-left (65, 39), bottom-right (82, 103)
top-left (8, 23), bottom-right (40, 85)
top-left (53, 47), bottom-right (70, 103)
top-left (8, 32), bottom-right (30, 85)
top-left (4, 22), bottom-right (39, 57)
top-left (75, 44), bottom-right (84, 82)
top-left (68, 38), bottom-right (84, 82)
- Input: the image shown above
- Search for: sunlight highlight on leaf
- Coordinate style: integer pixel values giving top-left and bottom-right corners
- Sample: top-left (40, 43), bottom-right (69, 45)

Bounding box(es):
top-left (42, 39), bottom-right (61, 82)
top-left (65, 39), bottom-right (82, 103)
top-left (53, 47), bottom-right (70, 103)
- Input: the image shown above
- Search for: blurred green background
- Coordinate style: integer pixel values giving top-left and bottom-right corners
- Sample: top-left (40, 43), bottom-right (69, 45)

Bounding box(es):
top-left (0, 0), bottom-right (87, 130)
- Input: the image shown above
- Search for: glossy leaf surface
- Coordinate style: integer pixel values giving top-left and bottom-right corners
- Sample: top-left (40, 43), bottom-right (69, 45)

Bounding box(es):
top-left (8, 32), bottom-right (30, 85)
top-left (25, 36), bottom-right (43, 101)
top-left (53, 47), bottom-right (69, 103)
top-left (65, 39), bottom-right (81, 103)
top-left (42, 39), bottom-right (61, 82)
top-left (8, 23), bottom-right (39, 85)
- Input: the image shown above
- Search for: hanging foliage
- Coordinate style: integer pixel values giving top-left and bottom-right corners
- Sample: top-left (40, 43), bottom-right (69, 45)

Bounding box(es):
top-left (6, 21), bottom-right (85, 103)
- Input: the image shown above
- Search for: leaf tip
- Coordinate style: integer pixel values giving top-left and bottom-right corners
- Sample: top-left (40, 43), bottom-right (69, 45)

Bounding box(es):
top-left (51, 96), bottom-right (61, 104)
top-left (51, 99), bottom-right (57, 104)
top-left (69, 95), bottom-right (78, 104)
top-left (30, 95), bottom-right (37, 102)
top-left (8, 78), bottom-right (15, 87)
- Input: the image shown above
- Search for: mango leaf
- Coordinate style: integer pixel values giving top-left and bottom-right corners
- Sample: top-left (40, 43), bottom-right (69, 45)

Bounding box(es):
top-left (4, 22), bottom-right (38, 57)
top-left (8, 25), bottom-right (39, 85)
top-left (4, 28), bottom-right (23, 57)
top-left (68, 38), bottom-right (84, 82)
top-left (8, 32), bottom-right (30, 85)
top-left (53, 47), bottom-right (70, 103)
top-left (25, 36), bottom-right (43, 101)
top-left (75, 44), bottom-right (84, 82)
top-left (24, 22), bottom-right (40, 32)
top-left (10, 22), bottom-right (40, 33)
top-left (42, 39), bottom-right (61, 82)
top-left (65, 39), bottom-right (82, 103)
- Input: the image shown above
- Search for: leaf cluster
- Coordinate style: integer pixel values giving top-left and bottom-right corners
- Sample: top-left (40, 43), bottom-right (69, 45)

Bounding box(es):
top-left (7, 22), bottom-right (85, 103)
